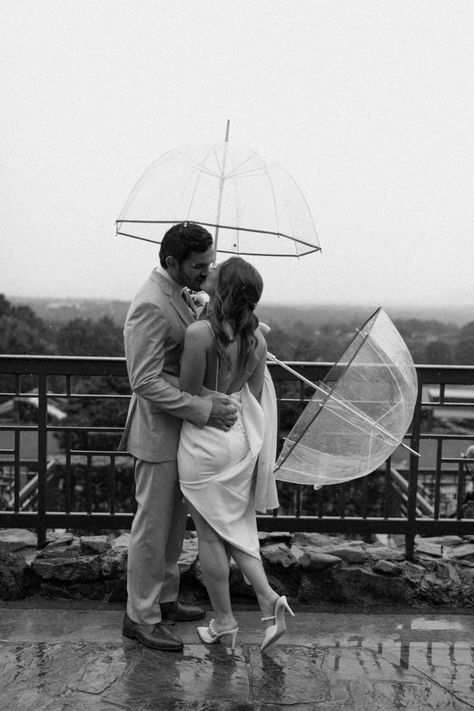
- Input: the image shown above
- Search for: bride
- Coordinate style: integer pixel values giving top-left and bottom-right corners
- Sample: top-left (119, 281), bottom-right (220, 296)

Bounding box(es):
top-left (178, 256), bottom-right (294, 652)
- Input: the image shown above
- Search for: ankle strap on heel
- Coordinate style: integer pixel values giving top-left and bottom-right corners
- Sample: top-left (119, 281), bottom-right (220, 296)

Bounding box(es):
top-left (208, 619), bottom-right (218, 638)
top-left (261, 615), bottom-right (276, 622)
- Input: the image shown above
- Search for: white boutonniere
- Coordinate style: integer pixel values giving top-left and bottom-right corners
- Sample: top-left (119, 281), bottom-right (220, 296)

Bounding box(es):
top-left (191, 291), bottom-right (210, 309)
top-left (190, 290), bottom-right (210, 317)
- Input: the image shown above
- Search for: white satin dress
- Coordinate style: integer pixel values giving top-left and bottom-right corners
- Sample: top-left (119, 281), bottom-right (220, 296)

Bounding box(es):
top-left (178, 381), bottom-right (266, 560)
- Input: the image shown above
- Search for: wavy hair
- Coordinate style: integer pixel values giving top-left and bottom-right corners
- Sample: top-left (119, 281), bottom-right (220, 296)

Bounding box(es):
top-left (208, 257), bottom-right (263, 373)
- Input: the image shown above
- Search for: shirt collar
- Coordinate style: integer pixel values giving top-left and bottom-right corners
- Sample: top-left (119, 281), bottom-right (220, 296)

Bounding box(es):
top-left (156, 266), bottom-right (187, 295)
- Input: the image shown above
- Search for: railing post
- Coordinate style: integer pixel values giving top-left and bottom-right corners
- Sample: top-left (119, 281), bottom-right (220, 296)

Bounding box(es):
top-left (37, 372), bottom-right (48, 548)
top-left (405, 383), bottom-right (423, 560)
top-left (456, 460), bottom-right (466, 519)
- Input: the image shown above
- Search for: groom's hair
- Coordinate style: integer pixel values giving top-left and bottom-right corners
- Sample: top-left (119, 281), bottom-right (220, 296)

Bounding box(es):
top-left (160, 222), bottom-right (213, 268)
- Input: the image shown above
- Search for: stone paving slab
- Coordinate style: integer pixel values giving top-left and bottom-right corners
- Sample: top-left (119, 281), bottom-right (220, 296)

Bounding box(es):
top-left (1, 608), bottom-right (473, 710)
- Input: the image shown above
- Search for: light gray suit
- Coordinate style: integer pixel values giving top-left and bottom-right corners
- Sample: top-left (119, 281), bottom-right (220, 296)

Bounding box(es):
top-left (120, 267), bottom-right (212, 625)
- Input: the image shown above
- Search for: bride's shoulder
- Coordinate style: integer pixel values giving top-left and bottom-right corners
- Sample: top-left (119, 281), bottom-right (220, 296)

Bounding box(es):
top-left (185, 319), bottom-right (213, 342)
top-left (254, 327), bottom-right (268, 355)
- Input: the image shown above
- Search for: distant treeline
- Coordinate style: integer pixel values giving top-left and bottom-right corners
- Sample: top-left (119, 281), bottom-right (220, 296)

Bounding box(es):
top-left (7, 295), bottom-right (474, 329)
top-left (1, 293), bottom-right (474, 365)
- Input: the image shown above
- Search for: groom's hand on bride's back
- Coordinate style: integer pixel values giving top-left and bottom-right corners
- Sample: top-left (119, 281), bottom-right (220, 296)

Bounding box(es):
top-left (207, 396), bottom-right (238, 431)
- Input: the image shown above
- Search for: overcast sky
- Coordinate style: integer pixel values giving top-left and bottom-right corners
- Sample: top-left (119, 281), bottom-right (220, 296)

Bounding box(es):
top-left (2, 0), bottom-right (473, 310)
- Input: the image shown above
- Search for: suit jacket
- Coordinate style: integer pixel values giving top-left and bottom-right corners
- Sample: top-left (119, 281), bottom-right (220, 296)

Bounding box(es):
top-left (118, 268), bottom-right (212, 462)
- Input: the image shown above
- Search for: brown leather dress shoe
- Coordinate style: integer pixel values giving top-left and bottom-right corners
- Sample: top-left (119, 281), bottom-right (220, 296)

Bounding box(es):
top-left (122, 613), bottom-right (183, 651)
top-left (160, 601), bottom-right (205, 622)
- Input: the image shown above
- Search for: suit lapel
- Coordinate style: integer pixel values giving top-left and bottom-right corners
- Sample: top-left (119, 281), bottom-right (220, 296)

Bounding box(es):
top-left (170, 290), bottom-right (195, 326)
top-left (150, 270), bottom-right (195, 327)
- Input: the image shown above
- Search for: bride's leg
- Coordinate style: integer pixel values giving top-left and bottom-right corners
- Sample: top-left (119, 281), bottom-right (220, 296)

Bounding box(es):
top-left (187, 502), bottom-right (237, 632)
top-left (229, 546), bottom-right (279, 626)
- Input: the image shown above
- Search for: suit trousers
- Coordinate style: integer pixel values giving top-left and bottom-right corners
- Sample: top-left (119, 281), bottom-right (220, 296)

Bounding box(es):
top-left (126, 458), bottom-right (187, 625)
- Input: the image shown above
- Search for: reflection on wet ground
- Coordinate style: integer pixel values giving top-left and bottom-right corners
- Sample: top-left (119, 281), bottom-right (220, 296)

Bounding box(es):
top-left (1, 607), bottom-right (473, 710)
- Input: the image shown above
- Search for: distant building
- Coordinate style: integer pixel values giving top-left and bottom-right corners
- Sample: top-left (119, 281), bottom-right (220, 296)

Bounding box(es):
top-left (423, 385), bottom-right (474, 423)
top-left (0, 393), bottom-right (66, 420)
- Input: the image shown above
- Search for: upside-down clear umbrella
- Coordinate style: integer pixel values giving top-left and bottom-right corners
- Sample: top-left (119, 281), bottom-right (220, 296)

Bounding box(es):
top-left (116, 122), bottom-right (320, 257)
top-left (272, 307), bottom-right (419, 489)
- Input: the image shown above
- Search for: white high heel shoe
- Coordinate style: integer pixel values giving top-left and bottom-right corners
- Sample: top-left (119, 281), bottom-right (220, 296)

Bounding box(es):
top-left (260, 595), bottom-right (295, 652)
top-left (197, 618), bottom-right (239, 650)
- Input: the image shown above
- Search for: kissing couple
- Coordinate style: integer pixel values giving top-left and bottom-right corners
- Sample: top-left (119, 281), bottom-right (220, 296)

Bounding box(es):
top-left (120, 222), bottom-right (294, 653)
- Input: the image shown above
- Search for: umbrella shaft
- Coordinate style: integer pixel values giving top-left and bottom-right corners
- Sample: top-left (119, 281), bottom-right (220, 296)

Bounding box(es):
top-left (214, 122), bottom-right (230, 254)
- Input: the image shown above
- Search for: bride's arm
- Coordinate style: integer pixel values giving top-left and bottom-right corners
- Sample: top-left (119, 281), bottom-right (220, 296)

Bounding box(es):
top-left (247, 339), bottom-right (267, 399)
top-left (180, 322), bottom-right (208, 395)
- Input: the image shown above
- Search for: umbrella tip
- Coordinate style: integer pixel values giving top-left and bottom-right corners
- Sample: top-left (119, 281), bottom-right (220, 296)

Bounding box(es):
top-left (225, 120), bottom-right (230, 142)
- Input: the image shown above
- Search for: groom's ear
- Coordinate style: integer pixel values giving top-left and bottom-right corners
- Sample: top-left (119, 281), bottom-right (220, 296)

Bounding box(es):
top-left (165, 256), bottom-right (178, 271)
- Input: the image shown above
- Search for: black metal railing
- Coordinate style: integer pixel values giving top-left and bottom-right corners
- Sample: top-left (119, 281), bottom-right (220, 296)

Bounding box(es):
top-left (0, 355), bottom-right (473, 558)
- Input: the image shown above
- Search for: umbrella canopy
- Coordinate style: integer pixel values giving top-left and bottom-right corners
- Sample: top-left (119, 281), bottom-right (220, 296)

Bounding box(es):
top-left (116, 141), bottom-right (320, 257)
top-left (273, 308), bottom-right (418, 489)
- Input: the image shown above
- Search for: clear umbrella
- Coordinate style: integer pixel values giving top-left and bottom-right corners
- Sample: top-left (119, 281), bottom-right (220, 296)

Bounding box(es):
top-left (272, 308), bottom-right (419, 489)
top-left (116, 123), bottom-right (320, 257)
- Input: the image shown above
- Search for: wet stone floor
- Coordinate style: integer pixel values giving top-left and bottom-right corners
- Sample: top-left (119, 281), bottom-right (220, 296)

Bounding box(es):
top-left (0, 605), bottom-right (473, 710)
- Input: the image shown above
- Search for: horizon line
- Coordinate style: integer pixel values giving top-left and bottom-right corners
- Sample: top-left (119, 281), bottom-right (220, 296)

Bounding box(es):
top-left (5, 293), bottom-right (474, 312)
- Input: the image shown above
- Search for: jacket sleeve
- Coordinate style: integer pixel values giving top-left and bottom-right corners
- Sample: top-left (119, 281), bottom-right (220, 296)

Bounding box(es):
top-left (124, 300), bottom-right (212, 427)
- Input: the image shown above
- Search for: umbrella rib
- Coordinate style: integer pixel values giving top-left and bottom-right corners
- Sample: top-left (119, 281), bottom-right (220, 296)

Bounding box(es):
top-left (174, 149), bottom-right (220, 178)
top-left (117, 219), bottom-right (320, 247)
top-left (211, 144), bottom-right (247, 179)
top-left (211, 146), bottom-right (224, 176)
top-left (186, 147), bottom-right (217, 218)
top-left (275, 402), bottom-right (327, 472)
top-left (116, 225), bottom-right (321, 256)
top-left (363, 330), bottom-right (417, 428)
top-left (223, 152), bottom-right (261, 178)
top-left (224, 166), bottom-right (266, 179)
top-left (252, 149), bottom-right (288, 254)
top-left (114, 230), bottom-right (166, 246)
top-left (320, 309), bottom-right (380, 396)
top-left (212, 246), bottom-right (320, 256)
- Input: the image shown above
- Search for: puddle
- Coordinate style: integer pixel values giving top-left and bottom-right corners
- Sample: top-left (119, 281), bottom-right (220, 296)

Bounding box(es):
top-left (1, 611), bottom-right (474, 709)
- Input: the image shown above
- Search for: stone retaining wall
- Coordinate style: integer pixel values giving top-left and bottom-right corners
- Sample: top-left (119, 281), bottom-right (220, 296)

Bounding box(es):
top-left (1, 528), bottom-right (474, 608)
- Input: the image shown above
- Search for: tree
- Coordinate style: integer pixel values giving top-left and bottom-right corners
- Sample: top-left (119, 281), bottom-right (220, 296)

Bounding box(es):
top-left (0, 294), bottom-right (50, 355)
top-left (424, 340), bottom-right (452, 365)
top-left (0, 294), bottom-right (10, 317)
top-left (0, 295), bottom-right (52, 398)
top-left (455, 322), bottom-right (474, 365)
top-left (53, 316), bottom-right (127, 450)
top-left (55, 316), bottom-right (124, 357)
top-left (56, 373), bottom-right (130, 452)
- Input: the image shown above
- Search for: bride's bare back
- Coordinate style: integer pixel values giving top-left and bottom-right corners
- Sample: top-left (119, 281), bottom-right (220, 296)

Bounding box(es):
top-left (180, 319), bottom-right (267, 398)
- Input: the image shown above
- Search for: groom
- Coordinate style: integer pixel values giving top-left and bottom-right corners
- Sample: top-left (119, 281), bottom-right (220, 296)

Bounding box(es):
top-left (119, 222), bottom-right (237, 651)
